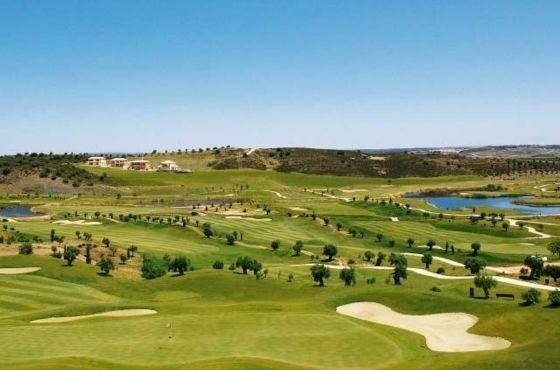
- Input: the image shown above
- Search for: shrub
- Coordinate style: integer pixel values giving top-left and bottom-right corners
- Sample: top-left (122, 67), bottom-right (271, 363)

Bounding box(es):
top-left (18, 242), bottom-right (33, 255)
top-left (141, 255), bottom-right (168, 280)
top-left (549, 290), bottom-right (560, 307)
top-left (213, 260), bottom-right (224, 269)
top-left (522, 288), bottom-right (541, 305)
top-left (436, 267), bottom-right (445, 274)
top-left (228, 263), bottom-right (235, 271)
top-left (347, 259), bottom-right (356, 265)
top-left (430, 286), bottom-right (441, 292)
top-left (287, 273), bottom-right (294, 283)
top-left (366, 277), bottom-right (376, 285)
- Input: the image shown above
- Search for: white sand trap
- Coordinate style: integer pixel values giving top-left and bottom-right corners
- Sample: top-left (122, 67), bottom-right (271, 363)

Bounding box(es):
top-left (52, 220), bottom-right (101, 226)
top-left (31, 309), bottom-right (157, 324)
top-left (0, 267), bottom-right (41, 274)
top-left (337, 302), bottom-right (510, 352)
top-left (290, 207), bottom-right (308, 212)
top-left (225, 216), bottom-right (272, 222)
top-left (340, 189), bottom-right (368, 193)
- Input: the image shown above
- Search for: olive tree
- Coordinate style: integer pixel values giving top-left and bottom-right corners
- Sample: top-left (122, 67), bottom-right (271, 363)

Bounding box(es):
top-left (310, 264), bottom-right (330, 287)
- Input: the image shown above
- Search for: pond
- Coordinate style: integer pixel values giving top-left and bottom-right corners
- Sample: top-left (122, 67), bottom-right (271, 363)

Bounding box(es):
top-left (420, 196), bottom-right (560, 215)
top-left (0, 205), bottom-right (38, 218)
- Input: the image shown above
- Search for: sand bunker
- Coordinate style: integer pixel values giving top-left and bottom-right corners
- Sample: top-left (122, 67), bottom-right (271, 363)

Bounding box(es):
top-left (31, 309), bottom-right (157, 324)
top-left (52, 220), bottom-right (101, 226)
top-left (337, 302), bottom-right (510, 352)
top-left (0, 267), bottom-right (41, 274)
top-left (225, 216), bottom-right (272, 222)
top-left (340, 189), bottom-right (368, 193)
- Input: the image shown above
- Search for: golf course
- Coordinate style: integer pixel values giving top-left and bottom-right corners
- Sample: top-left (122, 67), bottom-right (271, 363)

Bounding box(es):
top-left (1, 155), bottom-right (560, 370)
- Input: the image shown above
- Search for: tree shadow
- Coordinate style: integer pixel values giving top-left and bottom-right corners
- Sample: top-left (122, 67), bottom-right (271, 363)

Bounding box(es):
top-left (96, 272), bottom-right (112, 277)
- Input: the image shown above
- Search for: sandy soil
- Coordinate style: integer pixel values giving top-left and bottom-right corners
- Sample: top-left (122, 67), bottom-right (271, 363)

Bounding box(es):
top-left (52, 220), bottom-right (102, 226)
top-left (337, 302), bottom-right (511, 352)
top-left (0, 267), bottom-right (41, 274)
top-left (225, 216), bottom-right (272, 222)
top-left (31, 309), bottom-right (157, 324)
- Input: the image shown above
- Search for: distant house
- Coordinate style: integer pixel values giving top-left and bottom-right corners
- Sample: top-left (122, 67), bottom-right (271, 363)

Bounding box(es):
top-left (87, 156), bottom-right (107, 167)
top-left (129, 160), bottom-right (151, 170)
top-left (109, 158), bottom-right (128, 169)
top-left (157, 160), bottom-right (182, 172)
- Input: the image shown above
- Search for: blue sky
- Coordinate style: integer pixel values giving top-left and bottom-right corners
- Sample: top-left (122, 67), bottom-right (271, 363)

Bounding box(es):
top-left (0, 1), bottom-right (559, 154)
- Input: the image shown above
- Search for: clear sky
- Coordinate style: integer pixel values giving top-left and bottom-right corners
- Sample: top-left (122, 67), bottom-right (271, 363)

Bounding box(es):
top-left (1, 1), bottom-right (559, 154)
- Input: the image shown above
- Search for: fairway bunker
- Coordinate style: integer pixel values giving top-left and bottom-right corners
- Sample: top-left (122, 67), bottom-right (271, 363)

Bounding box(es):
top-left (31, 309), bottom-right (157, 324)
top-left (337, 302), bottom-right (510, 352)
top-left (52, 220), bottom-right (102, 226)
top-left (0, 267), bottom-right (41, 274)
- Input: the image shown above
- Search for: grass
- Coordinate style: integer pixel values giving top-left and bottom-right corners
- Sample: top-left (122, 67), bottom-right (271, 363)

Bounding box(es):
top-left (1, 169), bottom-right (560, 369)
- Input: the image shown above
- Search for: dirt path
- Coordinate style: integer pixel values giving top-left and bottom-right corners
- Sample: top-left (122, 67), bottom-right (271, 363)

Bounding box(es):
top-left (337, 302), bottom-right (510, 352)
top-left (268, 191), bottom-right (287, 199)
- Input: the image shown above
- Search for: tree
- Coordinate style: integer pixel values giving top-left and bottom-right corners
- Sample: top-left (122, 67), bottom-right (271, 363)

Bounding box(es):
top-left (336, 222), bottom-right (342, 232)
top-left (407, 238), bottom-right (414, 248)
top-left (141, 255), bottom-right (167, 279)
top-left (63, 246), bottom-right (80, 266)
top-left (202, 223), bottom-right (214, 238)
top-left (108, 245), bottom-right (118, 257)
top-left (225, 234), bottom-right (236, 246)
top-left (102, 237), bottom-right (110, 248)
top-left (50, 229), bottom-right (56, 242)
top-left (375, 252), bottom-right (386, 266)
top-left (250, 259), bottom-right (262, 276)
top-left (502, 222), bottom-right (510, 232)
top-left (471, 242), bottom-right (481, 256)
top-left (544, 265), bottom-right (560, 282)
top-left (292, 240), bottom-right (303, 256)
top-left (75, 231), bottom-right (81, 239)
top-left (119, 253), bottom-right (128, 265)
top-left (212, 260), bottom-right (224, 269)
top-left (465, 257), bottom-right (487, 274)
top-left (310, 264), bottom-right (330, 287)
top-left (235, 256), bottom-right (253, 274)
top-left (363, 250), bottom-right (374, 262)
top-left (522, 288), bottom-right (541, 305)
top-left (322, 244), bottom-right (337, 261)
top-left (389, 253), bottom-right (407, 285)
top-left (128, 245), bottom-right (138, 257)
top-left (524, 255), bottom-right (544, 279)
top-left (169, 256), bottom-right (190, 275)
top-left (339, 268), bottom-right (356, 286)
top-left (421, 252), bottom-right (433, 269)
top-left (85, 245), bottom-right (92, 264)
top-left (19, 242), bottom-right (33, 255)
top-left (376, 233), bottom-right (383, 242)
top-left (426, 239), bottom-right (436, 251)
top-left (474, 273), bottom-right (497, 298)
top-left (98, 256), bottom-right (115, 276)
top-left (547, 241), bottom-right (560, 257)
top-left (271, 240), bottom-right (280, 251)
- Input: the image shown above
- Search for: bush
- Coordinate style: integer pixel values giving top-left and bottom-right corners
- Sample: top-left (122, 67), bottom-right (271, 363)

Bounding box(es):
top-left (366, 277), bottom-right (376, 285)
top-left (549, 290), bottom-right (560, 307)
top-left (228, 263), bottom-right (235, 271)
top-left (141, 256), bottom-right (168, 280)
top-left (347, 259), bottom-right (355, 265)
top-left (436, 267), bottom-right (445, 274)
top-left (213, 260), bottom-right (224, 269)
top-left (522, 288), bottom-right (541, 305)
top-left (430, 286), bottom-right (441, 292)
top-left (287, 273), bottom-right (294, 283)
top-left (18, 242), bottom-right (33, 255)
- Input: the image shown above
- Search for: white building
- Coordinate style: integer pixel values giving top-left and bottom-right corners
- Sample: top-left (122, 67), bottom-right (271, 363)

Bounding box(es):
top-left (87, 156), bottom-right (107, 167)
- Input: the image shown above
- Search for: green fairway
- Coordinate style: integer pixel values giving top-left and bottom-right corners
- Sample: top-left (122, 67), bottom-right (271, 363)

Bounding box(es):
top-left (2, 169), bottom-right (560, 369)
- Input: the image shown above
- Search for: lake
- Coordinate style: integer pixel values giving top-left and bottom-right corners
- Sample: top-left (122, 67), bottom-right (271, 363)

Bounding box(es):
top-left (421, 196), bottom-right (560, 215)
top-left (0, 205), bottom-right (38, 218)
